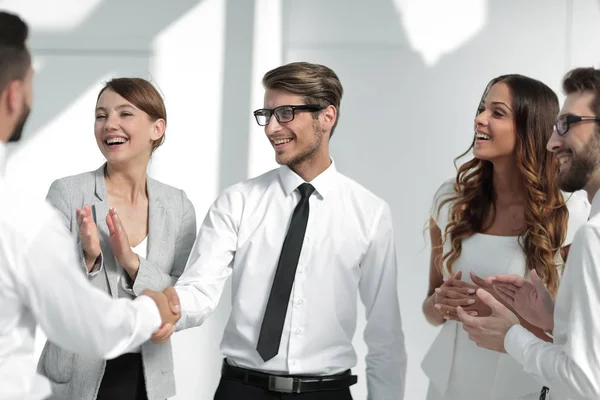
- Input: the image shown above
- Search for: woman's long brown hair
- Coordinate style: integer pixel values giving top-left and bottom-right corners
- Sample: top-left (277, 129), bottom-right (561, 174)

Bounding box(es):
top-left (438, 75), bottom-right (568, 295)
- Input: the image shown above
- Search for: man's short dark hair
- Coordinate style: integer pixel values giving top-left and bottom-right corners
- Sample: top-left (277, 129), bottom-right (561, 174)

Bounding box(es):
top-left (0, 11), bottom-right (30, 93)
top-left (262, 62), bottom-right (344, 137)
top-left (562, 67), bottom-right (600, 117)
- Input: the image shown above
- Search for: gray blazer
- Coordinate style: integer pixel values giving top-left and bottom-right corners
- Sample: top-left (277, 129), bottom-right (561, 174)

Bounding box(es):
top-left (37, 164), bottom-right (197, 400)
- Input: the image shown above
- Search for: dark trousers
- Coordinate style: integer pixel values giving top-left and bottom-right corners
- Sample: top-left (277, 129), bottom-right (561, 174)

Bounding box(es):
top-left (96, 353), bottom-right (148, 400)
top-left (214, 377), bottom-right (354, 400)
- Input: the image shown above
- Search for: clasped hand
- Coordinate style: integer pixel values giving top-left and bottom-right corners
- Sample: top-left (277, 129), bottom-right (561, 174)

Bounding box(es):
top-left (434, 270), bottom-right (495, 321)
top-left (141, 286), bottom-right (181, 344)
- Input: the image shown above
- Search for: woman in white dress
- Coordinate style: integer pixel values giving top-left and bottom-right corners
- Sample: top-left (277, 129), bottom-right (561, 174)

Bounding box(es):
top-left (421, 74), bottom-right (590, 400)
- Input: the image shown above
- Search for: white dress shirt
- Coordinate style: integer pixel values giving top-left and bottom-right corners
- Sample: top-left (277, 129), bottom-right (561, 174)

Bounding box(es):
top-left (0, 143), bottom-right (161, 400)
top-left (175, 161), bottom-right (406, 399)
top-left (505, 188), bottom-right (600, 400)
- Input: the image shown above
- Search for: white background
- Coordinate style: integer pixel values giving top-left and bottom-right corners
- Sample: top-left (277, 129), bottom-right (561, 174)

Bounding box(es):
top-left (2, 0), bottom-right (600, 398)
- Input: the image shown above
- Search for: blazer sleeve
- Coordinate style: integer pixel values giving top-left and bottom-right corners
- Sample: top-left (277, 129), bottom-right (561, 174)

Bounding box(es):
top-left (46, 179), bottom-right (72, 231)
top-left (130, 189), bottom-right (197, 294)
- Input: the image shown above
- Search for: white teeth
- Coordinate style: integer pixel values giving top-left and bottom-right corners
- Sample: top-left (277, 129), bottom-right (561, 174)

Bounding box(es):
top-left (476, 133), bottom-right (491, 140)
top-left (558, 155), bottom-right (571, 166)
top-left (106, 137), bottom-right (127, 145)
top-left (273, 138), bottom-right (293, 145)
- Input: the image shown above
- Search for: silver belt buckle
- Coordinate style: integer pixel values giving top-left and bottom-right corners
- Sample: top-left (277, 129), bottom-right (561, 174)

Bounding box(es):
top-left (268, 376), bottom-right (296, 393)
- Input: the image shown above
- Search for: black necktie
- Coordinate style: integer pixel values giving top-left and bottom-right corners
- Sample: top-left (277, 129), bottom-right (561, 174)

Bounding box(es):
top-left (256, 183), bottom-right (315, 361)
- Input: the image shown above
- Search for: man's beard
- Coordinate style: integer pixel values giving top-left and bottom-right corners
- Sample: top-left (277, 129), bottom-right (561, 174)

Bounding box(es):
top-left (8, 105), bottom-right (30, 143)
top-left (557, 133), bottom-right (600, 192)
top-left (285, 122), bottom-right (324, 167)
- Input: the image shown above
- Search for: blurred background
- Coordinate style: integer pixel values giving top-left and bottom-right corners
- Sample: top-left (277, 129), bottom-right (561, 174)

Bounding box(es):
top-left (2, 0), bottom-right (599, 398)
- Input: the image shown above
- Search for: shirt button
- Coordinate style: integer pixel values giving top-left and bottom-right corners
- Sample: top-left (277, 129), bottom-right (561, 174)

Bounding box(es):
top-left (297, 267), bottom-right (305, 274)
top-left (295, 298), bottom-right (304, 305)
top-left (291, 360), bottom-right (297, 366)
top-left (295, 328), bottom-right (303, 335)
top-left (303, 237), bottom-right (310, 244)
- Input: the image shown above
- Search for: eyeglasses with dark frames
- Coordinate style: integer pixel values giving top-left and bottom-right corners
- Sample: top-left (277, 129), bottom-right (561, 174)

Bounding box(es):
top-left (253, 104), bottom-right (325, 126)
top-left (554, 114), bottom-right (600, 136)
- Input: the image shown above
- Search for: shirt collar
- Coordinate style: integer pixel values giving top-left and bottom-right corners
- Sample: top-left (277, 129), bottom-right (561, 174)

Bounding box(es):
top-left (0, 142), bottom-right (6, 178)
top-left (590, 188), bottom-right (600, 219)
top-left (277, 158), bottom-right (338, 199)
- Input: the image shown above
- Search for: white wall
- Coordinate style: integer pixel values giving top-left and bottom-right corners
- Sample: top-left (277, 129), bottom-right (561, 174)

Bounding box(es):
top-left (280, 0), bottom-right (600, 398)
top-left (2, 0), bottom-right (600, 399)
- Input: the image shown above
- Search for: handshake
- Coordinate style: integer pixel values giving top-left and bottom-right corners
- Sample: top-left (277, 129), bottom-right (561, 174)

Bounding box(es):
top-left (141, 287), bottom-right (181, 344)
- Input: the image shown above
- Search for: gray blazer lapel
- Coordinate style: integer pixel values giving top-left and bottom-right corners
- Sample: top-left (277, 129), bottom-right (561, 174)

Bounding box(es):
top-left (92, 164), bottom-right (119, 298)
top-left (147, 177), bottom-right (166, 262)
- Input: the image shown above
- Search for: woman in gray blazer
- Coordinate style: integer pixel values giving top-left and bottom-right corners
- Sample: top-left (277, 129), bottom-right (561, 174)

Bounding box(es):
top-left (37, 78), bottom-right (197, 400)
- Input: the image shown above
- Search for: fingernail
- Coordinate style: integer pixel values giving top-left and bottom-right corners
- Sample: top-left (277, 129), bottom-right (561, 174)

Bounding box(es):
top-left (443, 277), bottom-right (449, 282)
top-left (470, 312), bottom-right (478, 316)
top-left (435, 288), bottom-right (441, 293)
top-left (468, 289), bottom-right (476, 294)
top-left (172, 305), bottom-right (180, 313)
top-left (443, 316), bottom-right (449, 320)
top-left (467, 299), bottom-right (475, 305)
top-left (434, 304), bottom-right (441, 310)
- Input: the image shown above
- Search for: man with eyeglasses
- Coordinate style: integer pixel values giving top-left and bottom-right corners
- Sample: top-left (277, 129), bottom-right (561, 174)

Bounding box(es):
top-left (456, 67), bottom-right (600, 400)
top-left (158, 61), bottom-right (407, 399)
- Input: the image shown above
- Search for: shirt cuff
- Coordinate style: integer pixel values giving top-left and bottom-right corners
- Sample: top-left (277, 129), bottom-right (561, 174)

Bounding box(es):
top-left (504, 324), bottom-right (537, 366)
top-left (80, 248), bottom-right (102, 277)
top-left (132, 295), bottom-right (162, 335)
top-left (120, 271), bottom-right (136, 296)
top-left (174, 286), bottom-right (205, 331)
top-left (175, 287), bottom-right (187, 331)
top-left (88, 256), bottom-right (102, 276)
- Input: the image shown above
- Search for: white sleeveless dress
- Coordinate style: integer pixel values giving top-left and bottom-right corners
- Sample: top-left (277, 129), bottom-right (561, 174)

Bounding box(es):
top-left (422, 179), bottom-right (590, 400)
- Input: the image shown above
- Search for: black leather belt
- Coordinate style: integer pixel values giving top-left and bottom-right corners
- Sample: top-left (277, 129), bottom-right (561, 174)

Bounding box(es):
top-left (221, 361), bottom-right (358, 393)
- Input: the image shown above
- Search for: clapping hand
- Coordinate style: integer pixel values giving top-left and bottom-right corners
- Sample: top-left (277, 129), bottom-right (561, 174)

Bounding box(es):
top-left (106, 208), bottom-right (140, 278)
top-left (487, 270), bottom-right (555, 332)
top-left (433, 271), bottom-right (479, 321)
top-left (76, 205), bottom-right (101, 271)
top-left (457, 289), bottom-right (520, 353)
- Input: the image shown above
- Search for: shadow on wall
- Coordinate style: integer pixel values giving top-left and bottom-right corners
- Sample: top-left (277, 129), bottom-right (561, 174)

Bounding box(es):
top-left (12, 0), bottom-right (202, 157)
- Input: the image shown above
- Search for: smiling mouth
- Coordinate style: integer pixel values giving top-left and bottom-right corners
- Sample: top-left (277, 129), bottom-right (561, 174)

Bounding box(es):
top-left (475, 133), bottom-right (491, 141)
top-left (272, 138), bottom-right (293, 146)
top-left (557, 154), bottom-right (571, 169)
top-left (105, 137), bottom-right (128, 148)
